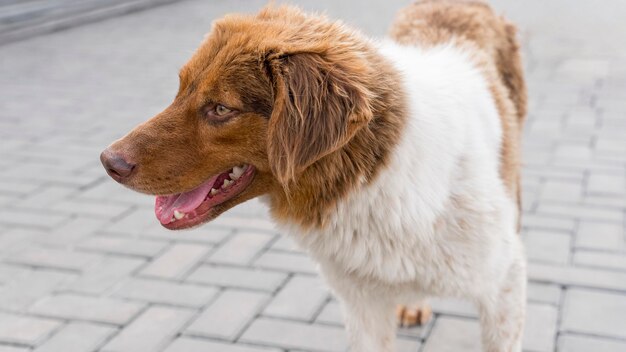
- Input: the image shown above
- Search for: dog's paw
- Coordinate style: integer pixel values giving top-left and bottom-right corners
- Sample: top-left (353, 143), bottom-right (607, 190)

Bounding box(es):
top-left (396, 303), bottom-right (432, 327)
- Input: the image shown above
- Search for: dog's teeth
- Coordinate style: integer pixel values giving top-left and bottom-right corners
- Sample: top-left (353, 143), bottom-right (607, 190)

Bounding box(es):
top-left (232, 166), bottom-right (244, 178)
top-left (174, 210), bottom-right (185, 220)
top-left (210, 188), bottom-right (218, 196)
top-left (171, 216), bottom-right (176, 222)
top-left (229, 172), bottom-right (239, 180)
top-left (222, 179), bottom-right (232, 188)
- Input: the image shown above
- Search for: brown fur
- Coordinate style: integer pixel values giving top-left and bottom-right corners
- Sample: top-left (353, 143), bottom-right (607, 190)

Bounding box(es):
top-left (390, 0), bottom-right (527, 221)
top-left (104, 5), bottom-right (405, 228)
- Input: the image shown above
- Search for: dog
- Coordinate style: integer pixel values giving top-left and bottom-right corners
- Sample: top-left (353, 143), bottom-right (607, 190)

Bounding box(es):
top-left (101, 1), bottom-right (527, 351)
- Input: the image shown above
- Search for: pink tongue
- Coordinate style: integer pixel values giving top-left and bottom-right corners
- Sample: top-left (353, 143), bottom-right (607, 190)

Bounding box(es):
top-left (156, 174), bottom-right (219, 224)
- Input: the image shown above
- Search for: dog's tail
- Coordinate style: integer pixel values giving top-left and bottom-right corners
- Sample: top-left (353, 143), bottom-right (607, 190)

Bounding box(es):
top-left (496, 21), bottom-right (527, 123)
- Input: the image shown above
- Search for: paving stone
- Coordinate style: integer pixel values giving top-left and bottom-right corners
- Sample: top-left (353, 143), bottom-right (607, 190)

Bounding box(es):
top-left (34, 322), bottom-right (115, 352)
top-left (270, 236), bottom-right (303, 253)
top-left (263, 275), bottom-right (328, 321)
top-left (140, 243), bottom-right (210, 279)
top-left (185, 265), bottom-right (287, 292)
top-left (0, 209), bottom-right (69, 229)
top-left (315, 301), bottom-right (343, 325)
top-left (30, 294), bottom-right (144, 325)
top-left (208, 232), bottom-right (274, 265)
top-left (0, 346), bottom-right (30, 352)
top-left (529, 262), bottom-right (626, 291)
top-left (38, 217), bottom-right (109, 246)
top-left (253, 251), bottom-right (318, 275)
top-left (65, 256), bottom-right (146, 295)
top-left (587, 173), bottom-right (625, 197)
top-left (430, 298), bottom-right (478, 318)
top-left (101, 306), bottom-right (194, 352)
top-left (527, 282), bottom-right (561, 305)
top-left (113, 278), bottom-right (218, 308)
top-left (558, 334), bottom-right (626, 352)
top-left (536, 203), bottom-right (623, 223)
top-left (422, 317), bottom-right (480, 352)
top-left (0, 313), bottom-right (61, 346)
top-left (15, 186), bottom-right (77, 210)
top-left (575, 221), bottom-right (625, 251)
top-left (186, 290), bottom-right (269, 341)
top-left (0, 229), bottom-right (46, 255)
top-left (573, 250), bottom-right (626, 271)
top-left (521, 214), bottom-right (576, 233)
top-left (163, 337), bottom-right (281, 352)
top-left (524, 230), bottom-right (571, 264)
top-left (240, 318), bottom-right (348, 352)
top-left (561, 288), bottom-right (626, 339)
top-left (539, 180), bottom-right (582, 202)
top-left (77, 236), bottom-right (168, 257)
top-left (4, 247), bottom-right (102, 272)
top-left (210, 216), bottom-right (278, 233)
top-left (0, 269), bottom-right (77, 312)
top-left (522, 303), bottom-right (558, 352)
top-left (396, 338), bottom-right (421, 352)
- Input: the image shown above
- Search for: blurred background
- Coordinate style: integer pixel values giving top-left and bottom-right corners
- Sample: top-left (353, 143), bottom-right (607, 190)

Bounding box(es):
top-left (0, 0), bottom-right (625, 351)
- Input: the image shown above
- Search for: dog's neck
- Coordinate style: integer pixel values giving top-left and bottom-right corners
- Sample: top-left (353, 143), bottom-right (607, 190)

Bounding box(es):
top-left (268, 46), bottom-right (408, 230)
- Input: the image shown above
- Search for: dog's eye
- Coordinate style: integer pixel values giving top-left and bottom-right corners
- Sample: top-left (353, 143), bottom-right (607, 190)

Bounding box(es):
top-left (215, 104), bottom-right (232, 116)
top-left (204, 104), bottom-right (236, 123)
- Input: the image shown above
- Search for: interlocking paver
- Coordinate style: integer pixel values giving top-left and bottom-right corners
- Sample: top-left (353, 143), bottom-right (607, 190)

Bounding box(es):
top-left (34, 322), bottom-right (115, 352)
top-left (113, 277), bottom-right (218, 308)
top-left (65, 256), bottom-right (146, 295)
top-left (529, 262), bottom-right (626, 291)
top-left (0, 268), bottom-right (77, 312)
top-left (575, 221), bottom-right (625, 251)
top-left (527, 282), bottom-right (561, 305)
top-left (561, 288), bottom-right (626, 339)
top-left (558, 334), bottom-right (626, 352)
top-left (522, 303), bottom-right (558, 352)
top-left (5, 247), bottom-right (102, 272)
top-left (422, 317), bottom-right (480, 352)
top-left (0, 313), bottom-right (61, 346)
top-left (208, 232), bottom-right (274, 266)
top-left (0, 346), bottom-right (30, 352)
top-left (186, 289), bottom-right (269, 340)
top-left (163, 337), bottom-right (281, 352)
top-left (77, 236), bottom-right (168, 258)
top-left (524, 230), bottom-right (571, 264)
top-left (30, 294), bottom-right (144, 325)
top-left (573, 250), bottom-right (626, 271)
top-left (140, 243), bottom-right (210, 279)
top-left (253, 250), bottom-right (318, 275)
top-left (263, 275), bottom-right (328, 321)
top-left (101, 306), bottom-right (194, 352)
top-left (186, 265), bottom-right (287, 292)
top-left (240, 318), bottom-right (348, 352)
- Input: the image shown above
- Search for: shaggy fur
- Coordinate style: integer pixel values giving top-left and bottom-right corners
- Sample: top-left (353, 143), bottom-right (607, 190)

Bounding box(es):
top-left (101, 1), bottom-right (527, 351)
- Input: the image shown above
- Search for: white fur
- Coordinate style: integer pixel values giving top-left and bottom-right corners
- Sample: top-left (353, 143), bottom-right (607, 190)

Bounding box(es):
top-left (275, 41), bottom-right (526, 352)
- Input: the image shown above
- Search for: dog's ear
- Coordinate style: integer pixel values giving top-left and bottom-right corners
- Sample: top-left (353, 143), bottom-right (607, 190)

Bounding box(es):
top-left (267, 53), bottom-right (373, 185)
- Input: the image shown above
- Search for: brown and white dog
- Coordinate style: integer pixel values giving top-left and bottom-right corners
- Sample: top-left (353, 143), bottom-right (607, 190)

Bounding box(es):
top-left (101, 1), bottom-right (527, 351)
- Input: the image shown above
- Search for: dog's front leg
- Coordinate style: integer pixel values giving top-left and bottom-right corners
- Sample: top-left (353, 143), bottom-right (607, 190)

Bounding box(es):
top-left (476, 245), bottom-right (527, 352)
top-left (341, 290), bottom-right (397, 352)
top-left (322, 268), bottom-right (397, 352)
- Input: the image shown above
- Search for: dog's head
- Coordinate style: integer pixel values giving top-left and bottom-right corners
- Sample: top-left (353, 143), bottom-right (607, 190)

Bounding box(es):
top-left (100, 6), bottom-right (376, 229)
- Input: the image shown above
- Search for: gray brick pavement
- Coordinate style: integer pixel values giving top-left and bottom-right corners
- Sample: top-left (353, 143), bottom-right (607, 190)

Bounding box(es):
top-left (0, 0), bottom-right (625, 351)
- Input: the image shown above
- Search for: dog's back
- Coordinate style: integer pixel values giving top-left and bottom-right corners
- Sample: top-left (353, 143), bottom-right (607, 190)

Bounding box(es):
top-left (390, 0), bottom-right (527, 220)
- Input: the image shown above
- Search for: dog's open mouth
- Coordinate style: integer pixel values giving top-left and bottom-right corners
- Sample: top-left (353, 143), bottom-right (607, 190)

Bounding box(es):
top-left (154, 164), bottom-right (255, 229)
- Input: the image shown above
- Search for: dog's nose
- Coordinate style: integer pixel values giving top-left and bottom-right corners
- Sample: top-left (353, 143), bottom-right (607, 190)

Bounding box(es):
top-left (100, 149), bottom-right (136, 183)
